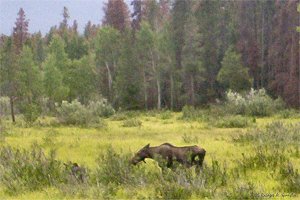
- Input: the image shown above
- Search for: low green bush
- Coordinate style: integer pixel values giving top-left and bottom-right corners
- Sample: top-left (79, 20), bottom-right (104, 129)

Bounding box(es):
top-left (56, 100), bottom-right (107, 128)
top-left (0, 96), bottom-right (10, 116)
top-left (213, 115), bottom-right (253, 128)
top-left (21, 103), bottom-right (41, 123)
top-left (237, 146), bottom-right (287, 172)
top-left (0, 145), bottom-right (66, 194)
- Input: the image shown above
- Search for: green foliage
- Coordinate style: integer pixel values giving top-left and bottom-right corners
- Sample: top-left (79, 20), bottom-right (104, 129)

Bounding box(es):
top-left (67, 54), bottom-right (97, 103)
top-left (95, 147), bottom-right (144, 186)
top-left (43, 54), bottom-right (69, 103)
top-left (18, 46), bottom-right (43, 102)
top-left (0, 96), bottom-right (10, 116)
top-left (0, 145), bottom-right (66, 194)
top-left (115, 31), bottom-right (142, 109)
top-left (237, 146), bottom-right (287, 171)
top-left (181, 105), bottom-right (203, 120)
top-left (21, 103), bottom-right (41, 123)
top-left (155, 181), bottom-right (192, 199)
top-left (217, 46), bottom-right (252, 92)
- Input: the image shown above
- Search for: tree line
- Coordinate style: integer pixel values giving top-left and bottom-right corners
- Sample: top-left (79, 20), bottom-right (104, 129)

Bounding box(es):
top-left (0, 0), bottom-right (299, 122)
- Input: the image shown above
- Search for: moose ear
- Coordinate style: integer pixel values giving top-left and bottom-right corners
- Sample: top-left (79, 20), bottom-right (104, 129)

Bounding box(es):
top-left (143, 143), bottom-right (150, 149)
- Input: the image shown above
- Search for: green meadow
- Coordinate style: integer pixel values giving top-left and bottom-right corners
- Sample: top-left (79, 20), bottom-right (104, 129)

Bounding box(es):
top-left (0, 111), bottom-right (299, 199)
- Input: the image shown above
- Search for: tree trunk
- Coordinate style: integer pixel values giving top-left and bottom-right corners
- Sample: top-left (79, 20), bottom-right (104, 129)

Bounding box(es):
top-left (170, 73), bottom-right (174, 110)
top-left (156, 78), bottom-right (161, 110)
top-left (191, 75), bottom-right (195, 106)
top-left (143, 70), bottom-right (148, 110)
top-left (105, 61), bottom-right (113, 101)
top-left (9, 96), bottom-right (15, 123)
top-left (150, 50), bottom-right (161, 110)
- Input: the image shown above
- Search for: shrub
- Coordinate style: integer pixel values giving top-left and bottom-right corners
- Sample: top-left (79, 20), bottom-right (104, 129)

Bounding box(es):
top-left (182, 105), bottom-right (200, 120)
top-left (95, 148), bottom-right (138, 186)
top-left (0, 96), bottom-right (10, 116)
top-left (56, 100), bottom-right (107, 128)
top-left (160, 111), bottom-right (173, 120)
top-left (213, 115), bottom-right (253, 128)
top-left (21, 103), bottom-right (41, 123)
top-left (88, 99), bottom-right (115, 118)
top-left (237, 146), bottom-right (288, 173)
top-left (122, 118), bottom-right (142, 127)
top-left (0, 145), bottom-right (66, 194)
top-left (225, 89), bottom-right (285, 116)
top-left (155, 181), bottom-right (192, 199)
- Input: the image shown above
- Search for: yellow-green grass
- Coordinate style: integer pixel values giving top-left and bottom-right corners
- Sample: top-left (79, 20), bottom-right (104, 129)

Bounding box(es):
top-left (0, 112), bottom-right (299, 199)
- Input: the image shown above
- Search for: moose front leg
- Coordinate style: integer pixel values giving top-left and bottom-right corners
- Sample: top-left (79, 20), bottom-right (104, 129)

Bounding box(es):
top-left (167, 156), bottom-right (173, 168)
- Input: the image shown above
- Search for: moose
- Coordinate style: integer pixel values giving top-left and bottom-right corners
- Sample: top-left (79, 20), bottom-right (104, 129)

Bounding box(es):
top-left (131, 143), bottom-right (206, 171)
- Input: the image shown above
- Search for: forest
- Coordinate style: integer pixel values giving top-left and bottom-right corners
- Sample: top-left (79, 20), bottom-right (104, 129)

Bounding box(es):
top-left (0, 0), bottom-right (299, 199)
top-left (0, 0), bottom-right (299, 122)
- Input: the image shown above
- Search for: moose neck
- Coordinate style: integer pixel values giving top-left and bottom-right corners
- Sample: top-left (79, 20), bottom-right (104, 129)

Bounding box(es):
top-left (147, 146), bottom-right (159, 159)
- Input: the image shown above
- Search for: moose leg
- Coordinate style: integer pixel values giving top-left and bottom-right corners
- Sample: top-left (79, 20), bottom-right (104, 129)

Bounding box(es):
top-left (167, 156), bottom-right (173, 168)
top-left (195, 152), bottom-right (206, 174)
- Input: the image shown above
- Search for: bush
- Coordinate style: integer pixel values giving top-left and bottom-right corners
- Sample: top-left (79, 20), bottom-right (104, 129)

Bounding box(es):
top-left (0, 96), bottom-right (10, 116)
top-left (57, 100), bottom-right (92, 125)
top-left (94, 148), bottom-right (141, 186)
top-left (0, 145), bottom-right (66, 194)
top-left (155, 181), bottom-right (192, 199)
top-left (160, 111), bottom-right (173, 120)
top-left (56, 100), bottom-right (107, 128)
top-left (122, 119), bottom-right (142, 127)
top-left (182, 105), bottom-right (200, 120)
top-left (21, 103), bottom-right (41, 123)
top-left (237, 146), bottom-right (288, 172)
top-left (88, 99), bottom-right (115, 118)
top-left (213, 115), bottom-right (253, 128)
top-left (225, 89), bottom-right (285, 116)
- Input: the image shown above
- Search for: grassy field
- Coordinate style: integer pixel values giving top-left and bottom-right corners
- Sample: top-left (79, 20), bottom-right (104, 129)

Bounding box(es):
top-left (0, 111), bottom-right (299, 199)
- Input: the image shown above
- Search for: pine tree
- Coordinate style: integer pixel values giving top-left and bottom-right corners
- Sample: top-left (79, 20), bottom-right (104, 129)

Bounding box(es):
top-left (103, 0), bottom-right (130, 32)
top-left (13, 8), bottom-right (29, 54)
top-left (217, 46), bottom-right (252, 92)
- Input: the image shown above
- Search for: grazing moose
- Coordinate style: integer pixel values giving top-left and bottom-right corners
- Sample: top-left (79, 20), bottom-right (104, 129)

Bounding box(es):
top-left (131, 143), bottom-right (206, 172)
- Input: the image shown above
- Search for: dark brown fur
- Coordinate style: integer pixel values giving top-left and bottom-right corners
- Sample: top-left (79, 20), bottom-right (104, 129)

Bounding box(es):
top-left (131, 143), bottom-right (206, 170)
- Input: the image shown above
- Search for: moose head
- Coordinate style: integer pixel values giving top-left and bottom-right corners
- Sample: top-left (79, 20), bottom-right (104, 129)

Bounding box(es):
top-left (131, 144), bottom-right (151, 165)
